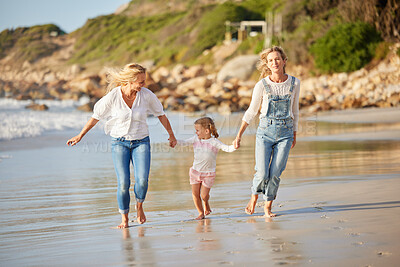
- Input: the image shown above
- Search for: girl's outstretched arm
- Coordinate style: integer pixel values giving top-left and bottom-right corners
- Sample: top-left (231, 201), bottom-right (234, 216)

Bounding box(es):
top-left (233, 121), bottom-right (249, 149)
top-left (158, 115), bottom-right (177, 148)
top-left (67, 118), bottom-right (99, 146)
top-left (212, 138), bottom-right (236, 152)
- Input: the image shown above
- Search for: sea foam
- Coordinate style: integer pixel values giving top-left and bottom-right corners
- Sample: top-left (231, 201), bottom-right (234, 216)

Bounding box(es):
top-left (0, 98), bottom-right (93, 140)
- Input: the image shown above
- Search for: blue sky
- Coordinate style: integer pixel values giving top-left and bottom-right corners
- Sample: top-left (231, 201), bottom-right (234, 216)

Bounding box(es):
top-left (0, 0), bottom-right (130, 33)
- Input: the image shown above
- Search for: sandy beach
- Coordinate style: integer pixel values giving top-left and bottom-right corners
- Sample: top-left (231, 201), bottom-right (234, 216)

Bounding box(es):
top-left (1, 107), bottom-right (400, 266)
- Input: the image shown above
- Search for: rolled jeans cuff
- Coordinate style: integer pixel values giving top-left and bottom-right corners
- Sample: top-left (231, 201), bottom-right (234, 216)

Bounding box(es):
top-left (263, 195), bottom-right (276, 201)
top-left (251, 187), bottom-right (262, 195)
top-left (136, 198), bottom-right (145, 203)
top-left (119, 208), bottom-right (129, 214)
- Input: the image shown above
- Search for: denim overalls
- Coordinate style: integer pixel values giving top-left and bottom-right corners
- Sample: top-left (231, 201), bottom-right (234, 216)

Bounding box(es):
top-left (252, 76), bottom-right (295, 201)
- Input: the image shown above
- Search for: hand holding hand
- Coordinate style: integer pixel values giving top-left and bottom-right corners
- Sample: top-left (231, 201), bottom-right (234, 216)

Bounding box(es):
top-left (169, 135), bottom-right (177, 148)
top-left (291, 132), bottom-right (297, 149)
top-left (233, 137), bottom-right (241, 149)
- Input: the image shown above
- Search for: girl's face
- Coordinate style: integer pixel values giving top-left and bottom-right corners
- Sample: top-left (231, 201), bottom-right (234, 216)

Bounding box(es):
top-left (194, 124), bottom-right (211, 139)
top-left (129, 73), bottom-right (146, 92)
top-left (266, 51), bottom-right (286, 74)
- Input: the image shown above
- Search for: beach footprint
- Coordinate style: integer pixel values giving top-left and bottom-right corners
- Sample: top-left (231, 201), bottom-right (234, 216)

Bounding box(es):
top-left (377, 251), bottom-right (392, 257)
top-left (351, 241), bottom-right (365, 247)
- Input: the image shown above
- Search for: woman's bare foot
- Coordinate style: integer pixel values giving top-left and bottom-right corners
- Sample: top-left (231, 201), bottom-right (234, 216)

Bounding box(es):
top-left (136, 202), bottom-right (146, 224)
top-left (118, 213), bottom-right (129, 229)
top-left (195, 214), bottom-right (205, 220)
top-left (264, 200), bottom-right (276, 217)
top-left (245, 194), bottom-right (258, 214)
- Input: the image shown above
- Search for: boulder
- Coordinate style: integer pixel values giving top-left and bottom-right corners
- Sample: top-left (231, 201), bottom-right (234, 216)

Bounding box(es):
top-left (176, 76), bottom-right (211, 95)
top-left (183, 65), bottom-right (205, 79)
top-left (184, 95), bottom-right (201, 106)
top-left (152, 67), bottom-right (170, 83)
top-left (77, 102), bottom-right (95, 112)
top-left (25, 103), bottom-right (48, 111)
top-left (67, 75), bottom-right (101, 95)
top-left (146, 73), bottom-right (161, 93)
top-left (217, 55), bottom-right (259, 82)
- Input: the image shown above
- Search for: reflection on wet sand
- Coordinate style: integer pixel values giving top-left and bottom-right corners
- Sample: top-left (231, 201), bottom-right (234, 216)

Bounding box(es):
top-left (195, 219), bottom-right (221, 251)
top-left (121, 227), bottom-right (150, 266)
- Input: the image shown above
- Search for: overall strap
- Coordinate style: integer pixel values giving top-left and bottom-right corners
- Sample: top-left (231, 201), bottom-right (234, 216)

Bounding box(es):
top-left (289, 76), bottom-right (296, 93)
top-left (261, 78), bottom-right (271, 94)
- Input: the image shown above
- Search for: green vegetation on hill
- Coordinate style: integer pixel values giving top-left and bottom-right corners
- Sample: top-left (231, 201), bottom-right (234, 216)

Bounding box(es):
top-left (70, 1), bottom-right (270, 66)
top-left (311, 22), bottom-right (382, 73)
top-left (0, 24), bottom-right (65, 62)
top-left (1, 0), bottom-right (398, 73)
top-left (190, 2), bottom-right (260, 58)
top-left (70, 12), bottom-right (188, 65)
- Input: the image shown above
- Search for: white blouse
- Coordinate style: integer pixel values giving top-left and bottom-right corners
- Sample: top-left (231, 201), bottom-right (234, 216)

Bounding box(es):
top-left (178, 136), bottom-right (236, 172)
top-left (242, 75), bottom-right (300, 131)
top-left (92, 86), bottom-right (165, 140)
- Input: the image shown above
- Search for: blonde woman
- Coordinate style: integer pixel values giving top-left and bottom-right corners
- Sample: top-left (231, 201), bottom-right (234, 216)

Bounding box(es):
top-left (234, 47), bottom-right (300, 217)
top-left (67, 63), bottom-right (177, 228)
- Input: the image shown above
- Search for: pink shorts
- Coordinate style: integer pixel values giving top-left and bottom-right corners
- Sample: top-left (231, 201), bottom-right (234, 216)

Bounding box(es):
top-left (189, 167), bottom-right (216, 188)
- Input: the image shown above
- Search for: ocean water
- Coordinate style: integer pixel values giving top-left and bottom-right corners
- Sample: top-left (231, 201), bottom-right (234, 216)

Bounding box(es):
top-left (1, 99), bottom-right (400, 266)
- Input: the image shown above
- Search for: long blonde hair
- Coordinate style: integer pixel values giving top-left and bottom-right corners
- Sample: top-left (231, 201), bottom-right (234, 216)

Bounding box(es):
top-left (195, 117), bottom-right (219, 138)
top-left (257, 46), bottom-right (288, 79)
top-left (106, 63), bottom-right (146, 93)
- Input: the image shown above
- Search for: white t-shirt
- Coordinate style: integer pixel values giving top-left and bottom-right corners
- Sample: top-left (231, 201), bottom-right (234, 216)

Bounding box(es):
top-left (242, 75), bottom-right (300, 131)
top-left (92, 86), bottom-right (165, 140)
top-left (178, 135), bottom-right (236, 172)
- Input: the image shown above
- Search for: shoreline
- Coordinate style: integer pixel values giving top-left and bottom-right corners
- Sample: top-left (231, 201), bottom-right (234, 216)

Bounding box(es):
top-left (306, 106), bottom-right (400, 124)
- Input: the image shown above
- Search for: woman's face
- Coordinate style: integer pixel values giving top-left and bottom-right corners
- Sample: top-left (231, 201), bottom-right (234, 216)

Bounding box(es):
top-left (129, 73), bottom-right (146, 92)
top-left (266, 51), bottom-right (286, 74)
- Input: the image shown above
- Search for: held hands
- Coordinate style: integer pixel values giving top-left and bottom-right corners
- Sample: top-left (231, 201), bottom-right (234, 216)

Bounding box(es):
top-left (66, 135), bottom-right (82, 146)
top-left (168, 135), bottom-right (177, 148)
top-left (233, 136), bottom-right (241, 149)
top-left (291, 132), bottom-right (297, 149)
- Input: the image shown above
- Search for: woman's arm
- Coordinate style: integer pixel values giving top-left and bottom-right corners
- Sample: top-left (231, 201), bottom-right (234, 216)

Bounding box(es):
top-left (158, 115), bottom-right (177, 148)
top-left (66, 118), bottom-right (99, 146)
top-left (233, 120), bottom-right (249, 149)
top-left (291, 78), bottom-right (300, 149)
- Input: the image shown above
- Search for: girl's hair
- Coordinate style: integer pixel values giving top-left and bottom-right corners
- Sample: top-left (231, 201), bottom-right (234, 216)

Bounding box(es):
top-left (257, 46), bottom-right (288, 79)
top-left (105, 63), bottom-right (146, 93)
top-left (195, 117), bottom-right (219, 138)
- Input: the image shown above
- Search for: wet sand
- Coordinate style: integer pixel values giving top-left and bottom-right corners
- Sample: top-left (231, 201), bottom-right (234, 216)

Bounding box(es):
top-left (1, 107), bottom-right (400, 266)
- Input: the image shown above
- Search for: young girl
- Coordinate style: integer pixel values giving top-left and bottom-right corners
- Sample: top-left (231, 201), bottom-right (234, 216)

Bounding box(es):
top-left (179, 117), bottom-right (236, 220)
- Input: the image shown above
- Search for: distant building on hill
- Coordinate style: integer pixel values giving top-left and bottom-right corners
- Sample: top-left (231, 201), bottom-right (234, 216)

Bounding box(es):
top-left (225, 12), bottom-right (282, 48)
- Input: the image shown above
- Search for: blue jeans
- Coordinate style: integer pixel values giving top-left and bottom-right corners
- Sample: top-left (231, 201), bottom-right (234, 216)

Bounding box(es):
top-left (111, 136), bottom-right (151, 214)
top-left (252, 118), bottom-right (293, 201)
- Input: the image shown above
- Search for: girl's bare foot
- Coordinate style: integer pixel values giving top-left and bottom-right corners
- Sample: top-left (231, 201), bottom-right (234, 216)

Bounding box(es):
top-left (245, 194), bottom-right (258, 214)
top-left (136, 203), bottom-right (146, 224)
top-left (118, 214), bottom-right (129, 229)
top-left (264, 200), bottom-right (276, 217)
top-left (195, 214), bottom-right (205, 220)
top-left (203, 201), bottom-right (212, 215)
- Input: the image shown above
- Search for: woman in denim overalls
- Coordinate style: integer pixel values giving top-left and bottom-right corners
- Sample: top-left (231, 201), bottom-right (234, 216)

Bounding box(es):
top-left (234, 47), bottom-right (300, 217)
